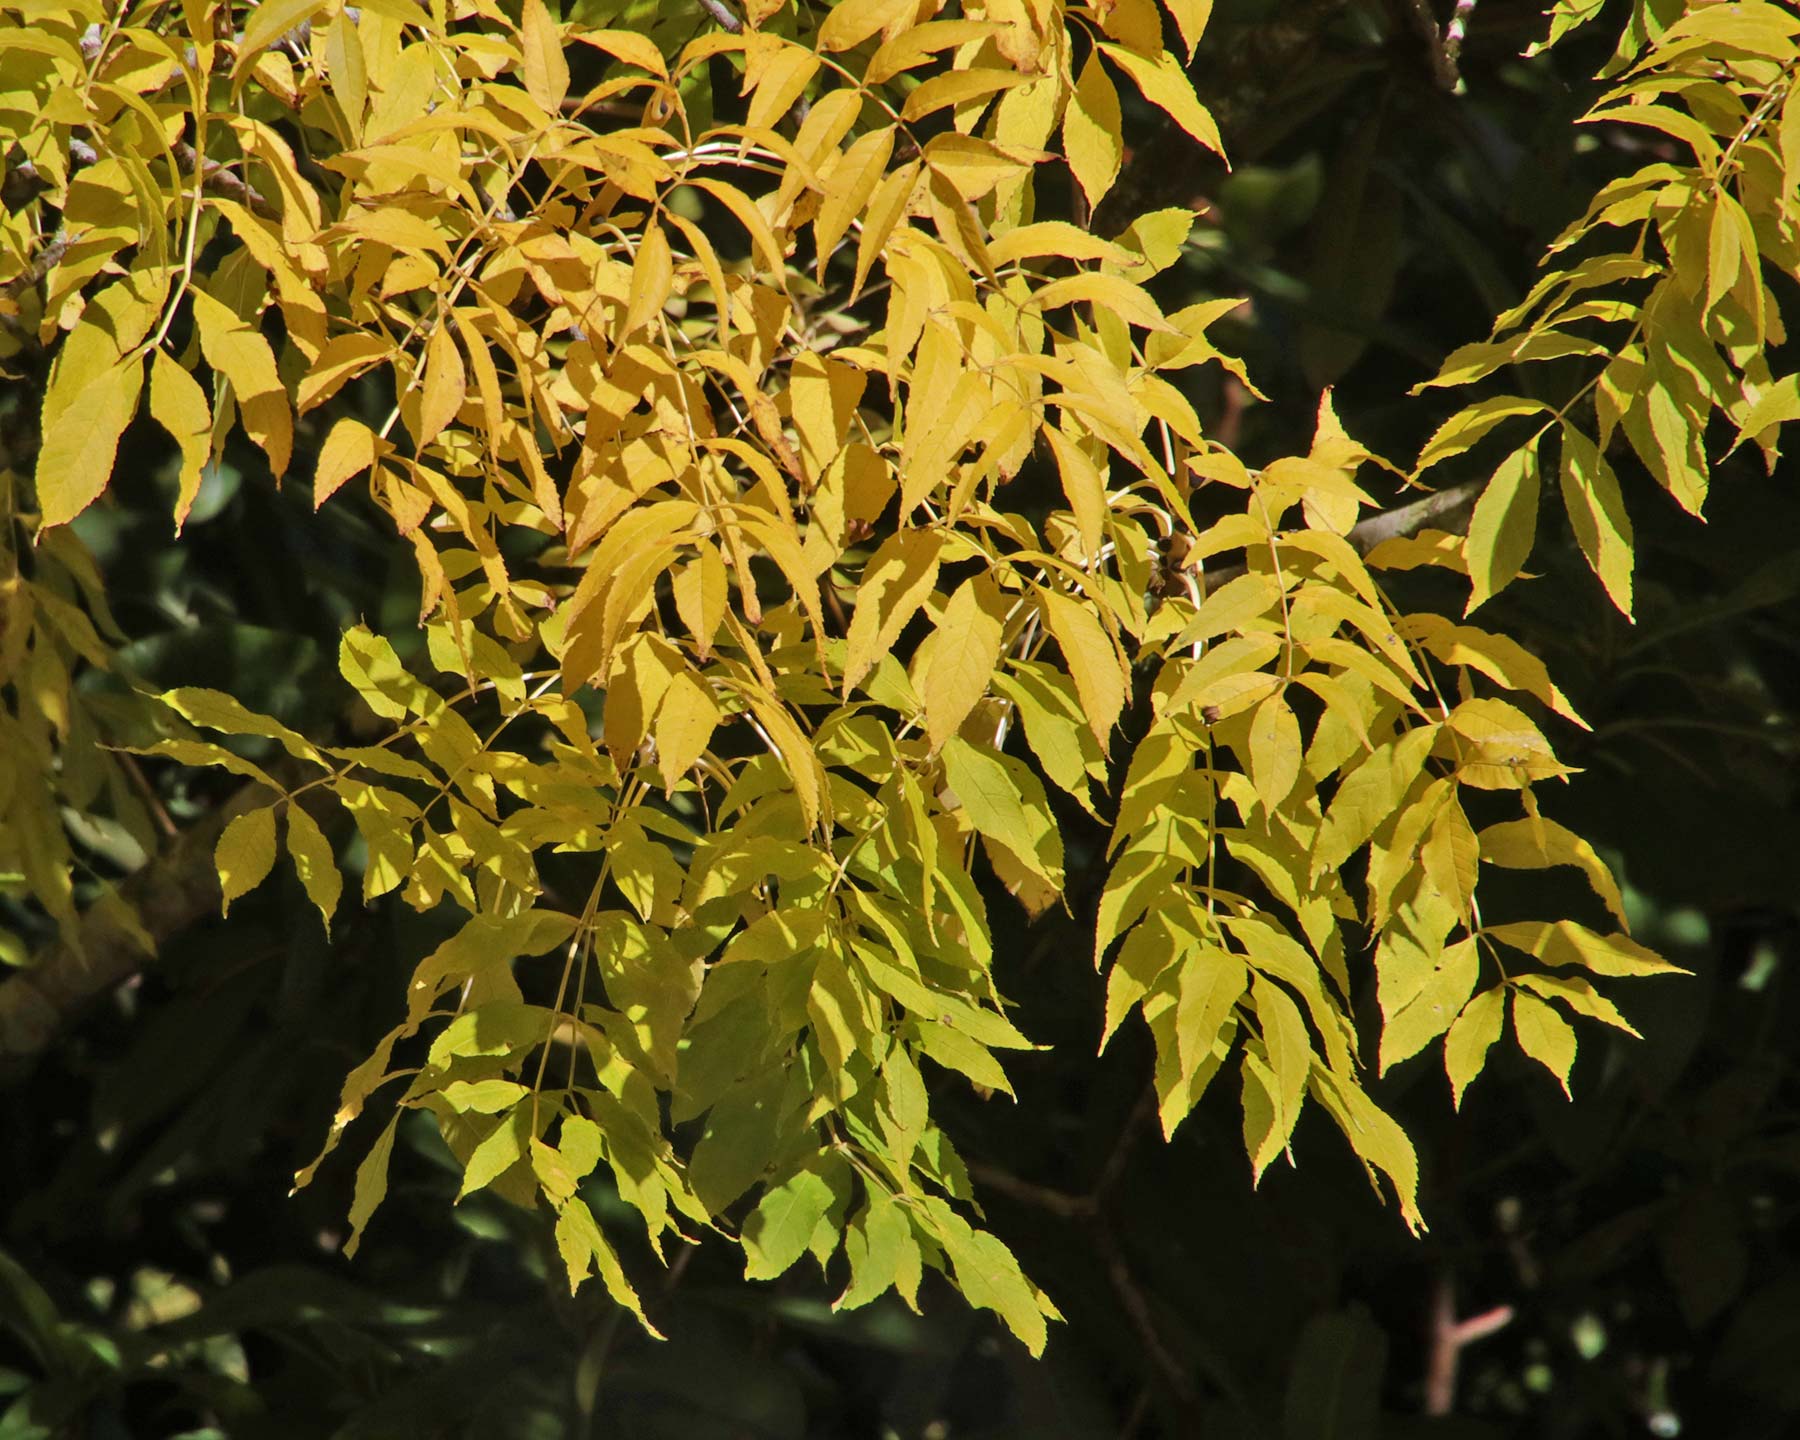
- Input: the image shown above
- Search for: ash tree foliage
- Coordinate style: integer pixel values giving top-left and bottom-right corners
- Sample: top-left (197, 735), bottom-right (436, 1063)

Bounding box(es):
top-left (1, 0), bottom-right (1793, 1356)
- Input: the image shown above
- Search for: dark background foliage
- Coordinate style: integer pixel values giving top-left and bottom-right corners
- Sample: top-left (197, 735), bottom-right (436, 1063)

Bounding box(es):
top-left (5, 0), bottom-right (1800, 1436)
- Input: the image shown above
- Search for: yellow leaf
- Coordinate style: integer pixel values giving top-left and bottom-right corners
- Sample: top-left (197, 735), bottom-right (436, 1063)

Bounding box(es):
top-left (1063, 52), bottom-right (1122, 209)
top-left (1099, 43), bottom-right (1225, 158)
top-left (1511, 990), bottom-right (1577, 1098)
top-left (815, 127), bottom-right (895, 279)
top-left (237, 0), bottom-right (331, 71)
top-left (416, 323), bottom-right (467, 449)
top-left (190, 288), bottom-right (292, 478)
top-left (1246, 691), bottom-right (1301, 811)
top-left (314, 416), bottom-right (381, 507)
top-left (1165, 0), bottom-right (1213, 56)
top-left (1312, 726), bottom-right (1436, 879)
top-left (744, 689), bottom-right (825, 832)
top-left (37, 352), bottom-right (144, 529)
top-left (672, 545), bottom-right (729, 658)
top-left (854, 159), bottom-right (921, 299)
top-left (1042, 425), bottom-right (1107, 566)
top-left (820, 0), bottom-right (911, 51)
top-left (1251, 976), bottom-right (1309, 1172)
top-left (1463, 434), bottom-right (1543, 613)
top-left (569, 28), bottom-right (668, 77)
top-left (900, 67), bottom-right (1027, 123)
top-left (336, 205), bottom-right (452, 261)
top-left (867, 20), bottom-right (1009, 84)
top-left (216, 806), bottom-right (278, 916)
top-left (286, 802), bottom-right (343, 936)
top-left (520, 0), bottom-right (570, 111)
top-left (1030, 271), bottom-right (1173, 332)
top-left (844, 529), bottom-right (945, 695)
top-left (746, 43), bottom-right (819, 130)
top-left (1558, 424), bottom-right (1633, 616)
top-left (1443, 985), bottom-right (1505, 1109)
top-left (623, 223), bottom-right (673, 339)
top-left (1038, 588), bottom-right (1125, 748)
top-left (921, 575), bottom-right (1007, 751)
top-left (656, 668), bottom-right (721, 790)
top-left (148, 348), bottom-right (213, 533)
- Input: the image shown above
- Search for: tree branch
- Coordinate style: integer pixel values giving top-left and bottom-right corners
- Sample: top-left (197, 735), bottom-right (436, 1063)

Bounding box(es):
top-left (0, 777), bottom-right (276, 1085)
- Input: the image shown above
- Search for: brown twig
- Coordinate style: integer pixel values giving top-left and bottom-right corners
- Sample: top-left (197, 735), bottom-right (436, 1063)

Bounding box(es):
top-left (695, 0), bottom-right (743, 33)
top-left (1423, 1269), bottom-right (1514, 1415)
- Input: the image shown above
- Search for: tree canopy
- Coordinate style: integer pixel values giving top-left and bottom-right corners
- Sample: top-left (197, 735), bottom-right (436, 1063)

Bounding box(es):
top-left (3, 0), bottom-right (1799, 1434)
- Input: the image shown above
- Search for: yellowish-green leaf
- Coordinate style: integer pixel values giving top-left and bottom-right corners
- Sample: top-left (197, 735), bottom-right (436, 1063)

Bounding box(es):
top-left (844, 529), bottom-right (944, 695)
top-left (1484, 919), bottom-right (1687, 977)
top-left (37, 352), bottom-right (144, 529)
top-left (1558, 423), bottom-right (1633, 617)
top-left (942, 736), bottom-right (1064, 889)
top-left (1247, 691), bottom-right (1302, 812)
top-left (1511, 990), bottom-right (1577, 1097)
top-left (1478, 817), bottom-right (1626, 928)
top-left (743, 1164), bottom-right (837, 1280)
top-left (555, 1195), bottom-right (662, 1335)
top-left (1379, 937), bottom-right (1479, 1074)
top-left (286, 803), bottom-right (342, 936)
top-left (148, 348), bottom-right (213, 532)
top-left (342, 1111), bottom-right (398, 1258)
top-left (1443, 985), bottom-right (1505, 1109)
top-left (1463, 434), bottom-right (1543, 612)
top-left (216, 806), bottom-right (278, 916)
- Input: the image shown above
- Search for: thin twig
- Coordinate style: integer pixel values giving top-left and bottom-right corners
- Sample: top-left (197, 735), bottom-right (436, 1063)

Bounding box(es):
top-left (695, 0), bottom-right (743, 33)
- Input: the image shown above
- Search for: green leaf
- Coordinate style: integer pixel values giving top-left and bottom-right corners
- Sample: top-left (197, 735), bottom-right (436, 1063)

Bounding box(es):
top-left (743, 1163), bottom-right (838, 1281)
top-left (216, 806), bottom-right (277, 917)
top-left (836, 1189), bottom-right (912, 1311)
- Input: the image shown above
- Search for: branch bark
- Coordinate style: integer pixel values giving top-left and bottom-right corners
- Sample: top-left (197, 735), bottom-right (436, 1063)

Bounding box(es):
top-left (0, 777), bottom-right (276, 1086)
